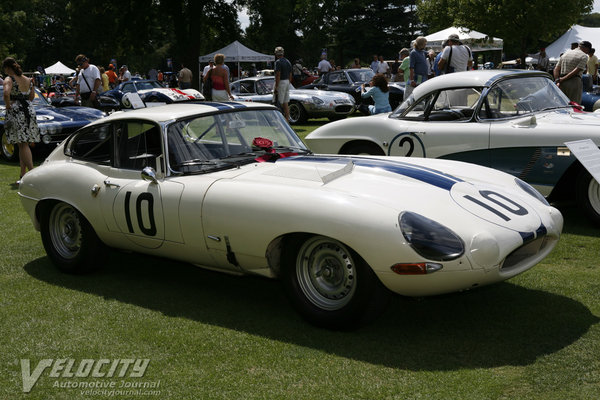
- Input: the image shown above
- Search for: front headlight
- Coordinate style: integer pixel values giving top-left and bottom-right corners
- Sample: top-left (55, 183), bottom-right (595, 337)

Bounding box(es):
top-left (311, 96), bottom-right (324, 105)
top-left (399, 211), bottom-right (465, 261)
top-left (515, 178), bottom-right (549, 205)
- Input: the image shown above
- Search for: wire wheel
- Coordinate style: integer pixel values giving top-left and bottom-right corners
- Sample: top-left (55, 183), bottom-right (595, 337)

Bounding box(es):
top-left (288, 102), bottom-right (306, 124)
top-left (47, 203), bottom-right (83, 260)
top-left (295, 236), bottom-right (357, 311)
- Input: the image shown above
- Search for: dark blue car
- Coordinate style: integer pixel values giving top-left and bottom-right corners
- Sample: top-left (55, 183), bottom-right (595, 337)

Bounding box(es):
top-left (1, 86), bottom-right (105, 161)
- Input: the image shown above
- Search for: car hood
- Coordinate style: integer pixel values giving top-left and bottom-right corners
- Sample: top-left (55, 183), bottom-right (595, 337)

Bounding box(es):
top-left (291, 88), bottom-right (352, 99)
top-left (34, 105), bottom-right (104, 122)
top-left (222, 155), bottom-right (559, 235)
top-left (539, 108), bottom-right (600, 125)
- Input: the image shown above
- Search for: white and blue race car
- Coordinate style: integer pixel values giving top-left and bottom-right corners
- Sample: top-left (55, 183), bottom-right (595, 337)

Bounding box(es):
top-left (18, 102), bottom-right (562, 329)
top-left (306, 70), bottom-right (600, 225)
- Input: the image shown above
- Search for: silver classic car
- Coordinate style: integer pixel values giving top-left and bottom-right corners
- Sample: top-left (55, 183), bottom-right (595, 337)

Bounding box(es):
top-left (231, 76), bottom-right (355, 124)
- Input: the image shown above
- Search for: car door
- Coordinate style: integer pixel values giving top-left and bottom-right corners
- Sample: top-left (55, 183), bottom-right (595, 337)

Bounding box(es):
top-left (388, 87), bottom-right (491, 163)
top-left (68, 120), bottom-right (184, 250)
top-left (484, 79), bottom-right (549, 180)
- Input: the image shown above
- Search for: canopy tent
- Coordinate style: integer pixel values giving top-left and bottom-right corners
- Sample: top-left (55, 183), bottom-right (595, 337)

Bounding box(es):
top-left (198, 40), bottom-right (274, 63)
top-left (198, 40), bottom-right (275, 84)
top-left (44, 61), bottom-right (76, 75)
top-left (423, 26), bottom-right (503, 52)
top-left (545, 25), bottom-right (600, 61)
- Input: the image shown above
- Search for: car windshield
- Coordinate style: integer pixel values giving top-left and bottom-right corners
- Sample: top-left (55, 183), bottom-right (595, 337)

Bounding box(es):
top-left (167, 108), bottom-right (309, 174)
top-left (0, 87), bottom-right (50, 107)
top-left (348, 69), bottom-right (375, 83)
top-left (481, 76), bottom-right (570, 117)
top-left (135, 81), bottom-right (164, 90)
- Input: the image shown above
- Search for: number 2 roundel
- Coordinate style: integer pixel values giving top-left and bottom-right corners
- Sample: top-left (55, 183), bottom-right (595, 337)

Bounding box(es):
top-left (387, 132), bottom-right (426, 157)
top-left (450, 182), bottom-right (541, 232)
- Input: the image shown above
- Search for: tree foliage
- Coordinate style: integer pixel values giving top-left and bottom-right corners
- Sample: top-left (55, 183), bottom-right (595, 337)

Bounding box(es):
top-left (240, 0), bottom-right (419, 67)
top-left (416, 0), bottom-right (594, 57)
top-left (0, 0), bottom-right (240, 75)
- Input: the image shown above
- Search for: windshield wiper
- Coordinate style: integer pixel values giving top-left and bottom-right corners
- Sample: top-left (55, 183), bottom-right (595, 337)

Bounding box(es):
top-left (172, 159), bottom-right (219, 168)
top-left (272, 146), bottom-right (312, 154)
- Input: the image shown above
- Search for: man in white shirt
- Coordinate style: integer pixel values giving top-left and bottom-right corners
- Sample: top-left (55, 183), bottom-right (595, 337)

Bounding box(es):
top-left (377, 55), bottom-right (390, 77)
top-left (121, 65), bottom-right (131, 82)
top-left (74, 54), bottom-right (101, 108)
top-left (317, 55), bottom-right (332, 76)
top-left (437, 34), bottom-right (473, 74)
top-left (202, 60), bottom-right (214, 78)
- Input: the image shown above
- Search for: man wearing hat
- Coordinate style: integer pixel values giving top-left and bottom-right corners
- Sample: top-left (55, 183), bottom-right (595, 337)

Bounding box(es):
top-left (437, 33), bottom-right (473, 74)
top-left (120, 65), bottom-right (131, 83)
top-left (106, 64), bottom-right (118, 88)
top-left (553, 40), bottom-right (592, 103)
top-left (274, 46), bottom-right (293, 121)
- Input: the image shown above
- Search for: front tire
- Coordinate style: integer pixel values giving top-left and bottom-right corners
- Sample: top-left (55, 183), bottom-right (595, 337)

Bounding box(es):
top-left (281, 235), bottom-right (390, 330)
top-left (576, 169), bottom-right (600, 225)
top-left (40, 202), bottom-right (105, 273)
top-left (1, 129), bottom-right (18, 162)
top-left (288, 102), bottom-right (307, 124)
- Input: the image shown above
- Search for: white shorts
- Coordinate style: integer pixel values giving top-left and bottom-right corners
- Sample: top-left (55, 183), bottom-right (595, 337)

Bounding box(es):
top-left (276, 80), bottom-right (291, 103)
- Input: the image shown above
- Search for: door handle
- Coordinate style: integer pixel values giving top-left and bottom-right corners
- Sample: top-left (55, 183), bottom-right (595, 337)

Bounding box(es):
top-left (103, 179), bottom-right (120, 188)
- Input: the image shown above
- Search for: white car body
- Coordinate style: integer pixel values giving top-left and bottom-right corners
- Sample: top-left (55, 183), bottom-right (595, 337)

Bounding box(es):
top-left (231, 76), bottom-right (355, 124)
top-left (306, 70), bottom-right (600, 224)
top-left (18, 102), bottom-right (562, 328)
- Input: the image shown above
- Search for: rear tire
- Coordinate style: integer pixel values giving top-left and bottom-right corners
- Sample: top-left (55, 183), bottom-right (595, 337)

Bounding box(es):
top-left (40, 202), bottom-right (105, 273)
top-left (281, 235), bottom-right (390, 330)
top-left (576, 169), bottom-right (600, 225)
top-left (340, 141), bottom-right (385, 155)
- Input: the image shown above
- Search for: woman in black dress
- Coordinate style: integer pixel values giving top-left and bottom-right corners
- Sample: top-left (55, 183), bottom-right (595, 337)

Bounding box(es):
top-left (2, 57), bottom-right (40, 179)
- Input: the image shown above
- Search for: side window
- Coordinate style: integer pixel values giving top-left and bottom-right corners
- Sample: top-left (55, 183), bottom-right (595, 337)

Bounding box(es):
top-left (230, 82), bottom-right (240, 94)
top-left (330, 72), bottom-right (347, 84)
top-left (115, 121), bottom-right (162, 170)
top-left (402, 94), bottom-right (435, 121)
top-left (122, 83), bottom-right (135, 93)
top-left (67, 124), bottom-right (113, 164)
top-left (429, 88), bottom-right (481, 121)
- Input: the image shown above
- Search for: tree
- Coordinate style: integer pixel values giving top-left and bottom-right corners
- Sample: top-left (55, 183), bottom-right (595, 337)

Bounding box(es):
top-left (416, 0), bottom-right (594, 57)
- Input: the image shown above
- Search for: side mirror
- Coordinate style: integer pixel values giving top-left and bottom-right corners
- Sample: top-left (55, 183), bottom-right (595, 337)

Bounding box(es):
top-left (141, 166), bottom-right (158, 184)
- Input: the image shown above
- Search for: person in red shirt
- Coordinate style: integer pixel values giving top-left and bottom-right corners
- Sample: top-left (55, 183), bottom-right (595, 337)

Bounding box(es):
top-left (105, 64), bottom-right (118, 88)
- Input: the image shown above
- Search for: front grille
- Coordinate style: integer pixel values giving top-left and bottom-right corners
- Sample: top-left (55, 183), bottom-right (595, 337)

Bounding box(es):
top-left (334, 105), bottom-right (354, 113)
top-left (501, 236), bottom-right (549, 270)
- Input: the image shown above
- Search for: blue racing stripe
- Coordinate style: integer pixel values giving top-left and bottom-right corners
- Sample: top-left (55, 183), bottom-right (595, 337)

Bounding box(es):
top-left (281, 155), bottom-right (462, 190)
top-left (199, 102), bottom-right (248, 111)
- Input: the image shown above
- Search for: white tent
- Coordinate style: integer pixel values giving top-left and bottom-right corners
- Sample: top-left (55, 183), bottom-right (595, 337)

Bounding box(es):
top-left (44, 61), bottom-right (76, 75)
top-left (198, 40), bottom-right (274, 63)
top-left (545, 25), bottom-right (600, 61)
top-left (423, 26), bottom-right (503, 52)
top-left (198, 40), bottom-right (275, 84)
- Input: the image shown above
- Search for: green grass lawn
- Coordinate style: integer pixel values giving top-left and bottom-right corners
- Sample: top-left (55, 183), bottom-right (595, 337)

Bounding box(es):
top-left (1, 121), bottom-right (599, 399)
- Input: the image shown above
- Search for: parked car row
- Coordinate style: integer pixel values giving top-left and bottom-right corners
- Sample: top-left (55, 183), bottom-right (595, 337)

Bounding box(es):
top-left (1, 86), bottom-right (105, 161)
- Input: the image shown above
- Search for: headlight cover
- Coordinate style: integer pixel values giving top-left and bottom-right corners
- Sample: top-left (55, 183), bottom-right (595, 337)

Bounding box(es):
top-left (399, 211), bottom-right (465, 261)
top-left (515, 178), bottom-right (549, 206)
top-left (311, 96), bottom-right (324, 105)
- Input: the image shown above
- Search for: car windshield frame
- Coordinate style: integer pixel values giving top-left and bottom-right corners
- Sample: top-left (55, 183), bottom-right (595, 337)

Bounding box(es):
top-left (166, 108), bottom-right (309, 175)
top-left (347, 69), bottom-right (375, 84)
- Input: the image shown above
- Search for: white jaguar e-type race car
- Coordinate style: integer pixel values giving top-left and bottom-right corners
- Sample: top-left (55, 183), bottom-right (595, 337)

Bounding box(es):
top-left (18, 102), bottom-right (562, 329)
